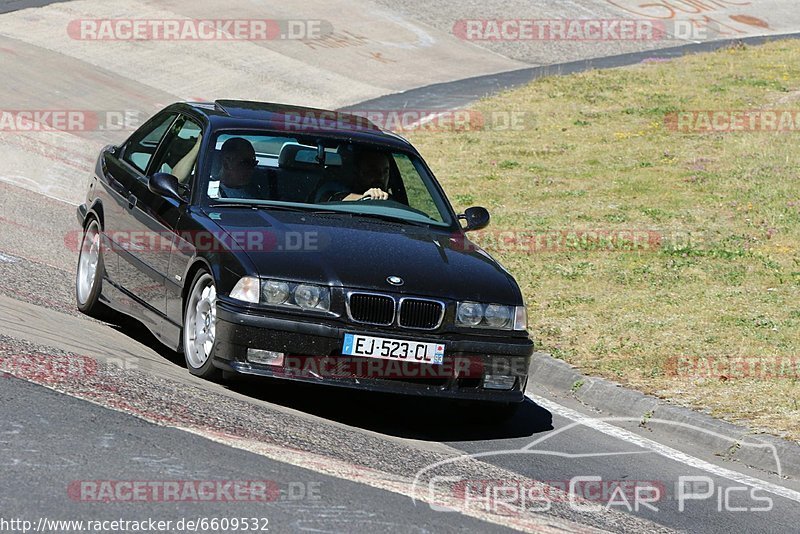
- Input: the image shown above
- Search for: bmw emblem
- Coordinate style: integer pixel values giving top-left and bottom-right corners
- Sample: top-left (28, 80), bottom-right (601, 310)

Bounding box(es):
top-left (387, 276), bottom-right (404, 286)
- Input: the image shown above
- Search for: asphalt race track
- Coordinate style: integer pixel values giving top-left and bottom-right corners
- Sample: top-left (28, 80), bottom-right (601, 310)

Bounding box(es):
top-left (1, 1), bottom-right (800, 533)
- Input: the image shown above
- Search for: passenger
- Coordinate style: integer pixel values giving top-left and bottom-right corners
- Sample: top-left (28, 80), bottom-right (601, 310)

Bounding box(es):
top-left (217, 137), bottom-right (263, 199)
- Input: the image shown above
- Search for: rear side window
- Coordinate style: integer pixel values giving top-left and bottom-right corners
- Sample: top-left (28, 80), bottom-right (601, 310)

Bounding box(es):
top-left (122, 113), bottom-right (177, 173)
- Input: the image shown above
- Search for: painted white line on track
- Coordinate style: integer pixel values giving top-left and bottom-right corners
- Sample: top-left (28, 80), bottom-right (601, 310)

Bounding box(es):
top-left (0, 252), bottom-right (19, 263)
top-left (527, 393), bottom-right (800, 504)
top-left (2, 364), bottom-right (603, 534)
top-left (174, 426), bottom-right (601, 534)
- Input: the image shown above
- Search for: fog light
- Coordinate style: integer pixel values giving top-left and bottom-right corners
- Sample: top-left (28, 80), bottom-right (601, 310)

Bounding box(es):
top-left (247, 349), bottom-right (284, 366)
top-left (483, 374), bottom-right (516, 390)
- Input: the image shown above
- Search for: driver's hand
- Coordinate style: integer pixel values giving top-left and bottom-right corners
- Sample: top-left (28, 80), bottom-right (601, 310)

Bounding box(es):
top-left (362, 188), bottom-right (389, 200)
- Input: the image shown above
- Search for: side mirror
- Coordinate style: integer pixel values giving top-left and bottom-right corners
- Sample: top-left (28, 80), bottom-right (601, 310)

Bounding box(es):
top-left (461, 206), bottom-right (490, 232)
top-left (148, 172), bottom-right (185, 203)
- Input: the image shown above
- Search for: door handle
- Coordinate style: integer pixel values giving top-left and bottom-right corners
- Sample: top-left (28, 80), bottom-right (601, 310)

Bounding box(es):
top-left (127, 193), bottom-right (137, 210)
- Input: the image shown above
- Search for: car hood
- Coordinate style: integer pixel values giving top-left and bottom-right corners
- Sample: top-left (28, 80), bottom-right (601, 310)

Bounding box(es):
top-left (202, 207), bottom-right (521, 303)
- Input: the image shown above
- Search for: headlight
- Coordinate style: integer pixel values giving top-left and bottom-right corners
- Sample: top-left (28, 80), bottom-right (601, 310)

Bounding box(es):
top-left (295, 284), bottom-right (322, 309)
top-left (484, 304), bottom-right (512, 328)
top-left (230, 276), bottom-right (260, 304)
top-left (456, 302), bottom-right (483, 326)
top-left (260, 279), bottom-right (330, 312)
top-left (262, 280), bottom-right (290, 305)
top-left (457, 302), bottom-right (527, 331)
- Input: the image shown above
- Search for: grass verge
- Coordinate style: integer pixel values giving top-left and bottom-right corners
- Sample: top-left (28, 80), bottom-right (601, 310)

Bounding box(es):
top-left (406, 40), bottom-right (800, 442)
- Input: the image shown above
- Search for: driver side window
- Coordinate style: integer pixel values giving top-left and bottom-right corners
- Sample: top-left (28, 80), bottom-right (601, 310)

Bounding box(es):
top-left (122, 112), bottom-right (177, 174)
top-left (150, 116), bottom-right (203, 188)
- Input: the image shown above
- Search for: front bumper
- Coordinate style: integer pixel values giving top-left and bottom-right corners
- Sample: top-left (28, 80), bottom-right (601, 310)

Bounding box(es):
top-left (212, 301), bottom-right (533, 403)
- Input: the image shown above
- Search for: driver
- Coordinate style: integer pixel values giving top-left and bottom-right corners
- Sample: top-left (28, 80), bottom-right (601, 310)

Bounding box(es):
top-left (340, 151), bottom-right (391, 201)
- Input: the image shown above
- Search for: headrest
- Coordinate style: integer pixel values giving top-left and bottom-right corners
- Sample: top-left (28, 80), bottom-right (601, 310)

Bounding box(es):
top-left (278, 143), bottom-right (316, 170)
top-left (278, 143), bottom-right (342, 170)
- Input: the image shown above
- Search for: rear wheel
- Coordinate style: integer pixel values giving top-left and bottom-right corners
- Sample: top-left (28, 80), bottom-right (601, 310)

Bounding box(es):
top-left (75, 219), bottom-right (107, 318)
top-left (183, 271), bottom-right (222, 380)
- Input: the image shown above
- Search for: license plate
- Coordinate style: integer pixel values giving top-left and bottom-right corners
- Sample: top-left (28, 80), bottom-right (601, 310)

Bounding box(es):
top-left (342, 333), bottom-right (445, 365)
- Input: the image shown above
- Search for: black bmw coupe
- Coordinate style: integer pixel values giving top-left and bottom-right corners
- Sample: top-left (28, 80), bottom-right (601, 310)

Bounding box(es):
top-left (76, 100), bottom-right (533, 412)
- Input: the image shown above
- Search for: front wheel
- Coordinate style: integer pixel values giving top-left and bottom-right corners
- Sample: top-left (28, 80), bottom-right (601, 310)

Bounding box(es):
top-left (183, 271), bottom-right (222, 380)
top-left (75, 219), bottom-right (107, 318)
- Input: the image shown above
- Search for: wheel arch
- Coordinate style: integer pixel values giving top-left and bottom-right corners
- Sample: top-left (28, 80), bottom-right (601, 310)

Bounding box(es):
top-left (84, 199), bottom-right (105, 230)
top-left (181, 257), bottom-right (215, 311)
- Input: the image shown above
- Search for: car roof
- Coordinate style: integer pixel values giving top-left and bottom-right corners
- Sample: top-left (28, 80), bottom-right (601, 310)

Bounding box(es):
top-left (173, 100), bottom-right (415, 151)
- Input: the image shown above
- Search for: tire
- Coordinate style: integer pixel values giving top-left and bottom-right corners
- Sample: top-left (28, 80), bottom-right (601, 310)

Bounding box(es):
top-left (182, 270), bottom-right (222, 380)
top-left (75, 219), bottom-right (108, 318)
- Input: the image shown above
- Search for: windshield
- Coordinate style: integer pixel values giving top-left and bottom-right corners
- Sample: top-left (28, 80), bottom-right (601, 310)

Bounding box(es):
top-left (201, 131), bottom-right (455, 227)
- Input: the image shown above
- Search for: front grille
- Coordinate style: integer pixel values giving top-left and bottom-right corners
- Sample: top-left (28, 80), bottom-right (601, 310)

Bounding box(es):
top-left (399, 298), bottom-right (444, 329)
top-left (348, 293), bottom-right (395, 325)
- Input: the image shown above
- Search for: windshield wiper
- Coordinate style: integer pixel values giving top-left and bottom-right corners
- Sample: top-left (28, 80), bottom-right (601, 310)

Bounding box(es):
top-left (208, 202), bottom-right (359, 218)
top-left (208, 202), bottom-right (430, 226)
top-left (208, 201), bottom-right (300, 209)
top-left (350, 211), bottom-right (432, 228)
